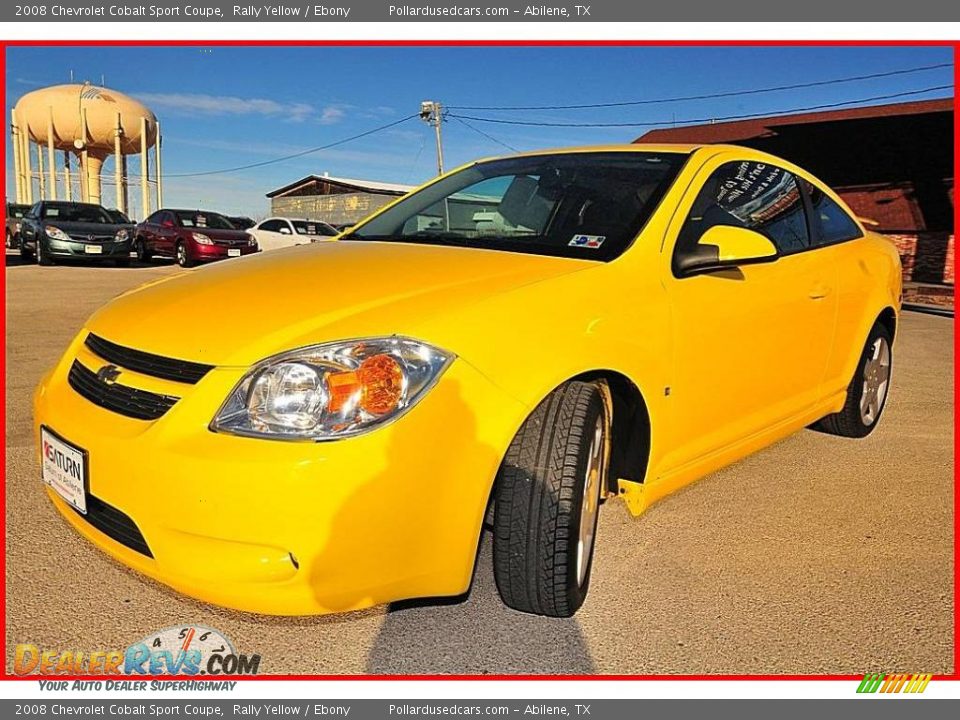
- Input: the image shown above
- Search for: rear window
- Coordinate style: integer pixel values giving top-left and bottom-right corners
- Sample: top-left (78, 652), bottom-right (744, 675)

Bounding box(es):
top-left (804, 183), bottom-right (863, 245)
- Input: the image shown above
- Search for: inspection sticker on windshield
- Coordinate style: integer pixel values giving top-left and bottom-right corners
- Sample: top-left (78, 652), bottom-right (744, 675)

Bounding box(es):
top-left (569, 234), bottom-right (606, 248)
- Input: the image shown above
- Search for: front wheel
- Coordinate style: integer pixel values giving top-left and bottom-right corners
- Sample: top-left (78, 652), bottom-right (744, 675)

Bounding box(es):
top-left (493, 381), bottom-right (609, 617)
top-left (175, 241), bottom-right (194, 268)
top-left (134, 238), bottom-right (151, 263)
top-left (36, 239), bottom-right (54, 266)
top-left (19, 236), bottom-right (34, 260)
top-left (814, 321), bottom-right (893, 438)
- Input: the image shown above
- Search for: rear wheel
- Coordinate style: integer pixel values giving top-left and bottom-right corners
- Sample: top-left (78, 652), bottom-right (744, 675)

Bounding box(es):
top-left (134, 238), bottom-right (151, 263)
top-left (175, 241), bottom-right (194, 268)
top-left (815, 322), bottom-right (892, 438)
top-left (493, 381), bottom-right (608, 617)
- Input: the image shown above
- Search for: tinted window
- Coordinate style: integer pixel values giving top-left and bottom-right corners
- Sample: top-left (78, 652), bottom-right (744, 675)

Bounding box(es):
top-left (175, 211), bottom-right (235, 230)
top-left (259, 219), bottom-right (285, 232)
top-left (804, 182), bottom-right (863, 245)
top-left (293, 220), bottom-right (338, 236)
top-left (41, 203), bottom-right (113, 223)
top-left (347, 152), bottom-right (688, 262)
top-left (676, 161), bottom-right (809, 264)
top-left (145, 211), bottom-right (163, 224)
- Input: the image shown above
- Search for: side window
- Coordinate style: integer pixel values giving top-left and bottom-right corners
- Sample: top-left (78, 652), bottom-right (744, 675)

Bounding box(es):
top-left (803, 182), bottom-right (863, 246)
top-left (675, 160), bottom-right (810, 269)
top-left (145, 211), bottom-right (162, 225)
top-left (259, 219), bottom-right (283, 232)
top-left (27, 203), bottom-right (41, 219)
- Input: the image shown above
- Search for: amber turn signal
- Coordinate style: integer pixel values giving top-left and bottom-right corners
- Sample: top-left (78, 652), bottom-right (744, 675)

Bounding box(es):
top-left (326, 354), bottom-right (404, 416)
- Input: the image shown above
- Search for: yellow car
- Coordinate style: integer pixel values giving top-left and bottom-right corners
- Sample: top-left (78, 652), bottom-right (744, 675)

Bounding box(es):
top-left (34, 144), bottom-right (901, 618)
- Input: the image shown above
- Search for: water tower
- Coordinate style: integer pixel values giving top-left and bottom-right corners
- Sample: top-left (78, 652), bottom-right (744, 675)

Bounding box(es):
top-left (10, 82), bottom-right (163, 219)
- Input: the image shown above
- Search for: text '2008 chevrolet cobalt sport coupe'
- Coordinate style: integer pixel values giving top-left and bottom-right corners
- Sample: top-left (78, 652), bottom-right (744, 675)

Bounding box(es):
top-left (34, 144), bottom-right (901, 617)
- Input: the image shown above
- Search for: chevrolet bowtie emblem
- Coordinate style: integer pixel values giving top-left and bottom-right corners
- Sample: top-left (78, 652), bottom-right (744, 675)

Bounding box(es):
top-left (96, 364), bottom-right (121, 385)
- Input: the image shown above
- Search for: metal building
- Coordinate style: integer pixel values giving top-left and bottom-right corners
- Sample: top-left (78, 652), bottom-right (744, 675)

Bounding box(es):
top-left (266, 174), bottom-right (415, 227)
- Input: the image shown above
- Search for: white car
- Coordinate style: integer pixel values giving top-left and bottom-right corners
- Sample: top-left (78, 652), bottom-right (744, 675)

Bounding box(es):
top-left (249, 217), bottom-right (339, 251)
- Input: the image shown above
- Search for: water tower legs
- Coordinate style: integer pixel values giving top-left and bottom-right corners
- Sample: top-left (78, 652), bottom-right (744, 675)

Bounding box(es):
top-left (140, 116), bottom-right (150, 220)
top-left (84, 154), bottom-right (105, 206)
top-left (114, 113), bottom-right (125, 214)
top-left (22, 132), bottom-right (33, 205)
top-left (37, 143), bottom-right (46, 199)
top-left (156, 121), bottom-right (163, 209)
top-left (10, 109), bottom-right (23, 204)
top-left (63, 152), bottom-right (72, 202)
top-left (47, 109), bottom-right (57, 201)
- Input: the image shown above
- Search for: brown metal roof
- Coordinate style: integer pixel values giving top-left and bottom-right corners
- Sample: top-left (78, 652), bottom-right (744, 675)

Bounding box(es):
top-left (635, 98), bottom-right (954, 144)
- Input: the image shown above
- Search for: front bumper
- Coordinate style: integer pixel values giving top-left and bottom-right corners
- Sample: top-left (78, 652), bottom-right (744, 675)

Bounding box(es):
top-left (45, 238), bottom-right (132, 259)
top-left (33, 332), bottom-right (524, 615)
top-left (192, 243), bottom-right (258, 262)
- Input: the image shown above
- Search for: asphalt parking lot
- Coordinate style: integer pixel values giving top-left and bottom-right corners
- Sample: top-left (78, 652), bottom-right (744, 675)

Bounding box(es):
top-left (4, 250), bottom-right (954, 675)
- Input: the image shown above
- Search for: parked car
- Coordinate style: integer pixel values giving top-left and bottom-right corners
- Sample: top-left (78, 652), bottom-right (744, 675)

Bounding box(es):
top-left (34, 145), bottom-right (901, 618)
top-left (6, 202), bottom-right (30, 249)
top-left (105, 208), bottom-right (133, 225)
top-left (227, 216), bottom-right (256, 231)
top-left (249, 216), bottom-right (339, 251)
top-left (134, 209), bottom-right (258, 268)
top-left (19, 201), bottom-right (134, 266)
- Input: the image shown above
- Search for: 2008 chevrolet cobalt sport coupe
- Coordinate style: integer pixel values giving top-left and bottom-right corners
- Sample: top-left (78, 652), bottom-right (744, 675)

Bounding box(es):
top-left (35, 145), bottom-right (901, 617)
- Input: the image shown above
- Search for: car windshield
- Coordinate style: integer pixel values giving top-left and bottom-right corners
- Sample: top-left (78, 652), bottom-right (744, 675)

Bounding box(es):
top-left (42, 204), bottom-right (114, 223)
top-left (107, 210), bottom-right (131, 224)
top-left (293, 220), bottom-right (338, 236)
top-left (176, 211), bottom-right (235, 230)
top-left (344, 151), bottom-right (688, 261)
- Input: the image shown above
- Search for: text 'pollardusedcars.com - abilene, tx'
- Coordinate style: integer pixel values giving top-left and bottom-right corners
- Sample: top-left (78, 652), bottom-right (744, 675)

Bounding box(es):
top-left (28, 5), bottom-right (354, 19)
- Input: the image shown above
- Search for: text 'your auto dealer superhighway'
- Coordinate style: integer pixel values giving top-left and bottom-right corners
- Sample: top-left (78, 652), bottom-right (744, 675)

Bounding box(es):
top-left (38, 5), bottom-right (352, 18)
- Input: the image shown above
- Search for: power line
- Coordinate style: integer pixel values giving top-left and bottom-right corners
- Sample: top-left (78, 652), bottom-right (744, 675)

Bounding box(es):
top-left (448, 62), bottom-right (953, 111)
top-left (449, 86), bottom-right (953, 128)
top-left (166, 114), bottom-right (419, 178)
top-left (452, 116), bottom-right (519, 153)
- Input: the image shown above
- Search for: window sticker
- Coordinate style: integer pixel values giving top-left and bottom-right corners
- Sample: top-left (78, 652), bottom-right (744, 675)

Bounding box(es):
top-left (569, 234), bottom-right (606, 248)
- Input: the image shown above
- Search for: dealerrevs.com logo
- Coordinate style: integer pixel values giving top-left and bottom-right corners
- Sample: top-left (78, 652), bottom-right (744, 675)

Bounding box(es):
top-left (14, 625), bottom-right (261, 676)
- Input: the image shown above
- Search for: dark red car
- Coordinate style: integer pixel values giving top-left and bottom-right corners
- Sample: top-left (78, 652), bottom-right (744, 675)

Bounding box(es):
top-left (134, 209), bottom-right (258, 268)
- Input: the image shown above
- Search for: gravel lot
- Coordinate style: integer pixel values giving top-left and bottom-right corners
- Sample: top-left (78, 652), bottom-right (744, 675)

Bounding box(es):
top-left (4, 251), bottom-right (954, 675)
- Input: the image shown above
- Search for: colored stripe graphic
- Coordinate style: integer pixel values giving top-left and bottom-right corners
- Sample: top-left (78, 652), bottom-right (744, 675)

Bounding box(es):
top-left (857, 673), bottom-right (932, 693)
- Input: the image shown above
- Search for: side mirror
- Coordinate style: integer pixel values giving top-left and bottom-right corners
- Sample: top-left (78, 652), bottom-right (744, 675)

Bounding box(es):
top-left (676, 225), bottom-right (779, 277)
top-left (279, 226), bottom-right (292, 235)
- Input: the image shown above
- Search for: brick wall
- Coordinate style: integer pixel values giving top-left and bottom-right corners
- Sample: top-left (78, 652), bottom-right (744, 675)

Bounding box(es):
top-left (888, 232), bottom-right (955, 285)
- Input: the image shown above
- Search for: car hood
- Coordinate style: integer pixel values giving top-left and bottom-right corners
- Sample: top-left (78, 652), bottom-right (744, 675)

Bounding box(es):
top-left (86, 240), bottom-right (593, 366)
top-left (45, 220), bottom-right (129, 236)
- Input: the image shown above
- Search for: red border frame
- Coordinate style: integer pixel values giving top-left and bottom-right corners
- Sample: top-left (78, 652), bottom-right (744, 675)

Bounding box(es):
top-left (0, 38), bottom-right (956, 683)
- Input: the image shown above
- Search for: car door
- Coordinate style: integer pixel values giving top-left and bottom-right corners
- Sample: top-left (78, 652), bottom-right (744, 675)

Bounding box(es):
top-left (156, 211), bottom-right (179, 257)
top-left (20, 203), bottom-right (42, 250)
top-left (254, 219), bottom-right (287, 251)
top-left (659, 155), bottom-right (838, 474)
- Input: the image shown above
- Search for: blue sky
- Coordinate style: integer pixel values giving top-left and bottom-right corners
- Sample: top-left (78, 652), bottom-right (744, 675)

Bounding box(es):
top-left (5, 45), bottom-right (953, 217)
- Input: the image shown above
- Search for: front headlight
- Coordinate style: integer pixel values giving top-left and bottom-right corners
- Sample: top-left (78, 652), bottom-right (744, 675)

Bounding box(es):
top-left (246, 234), bottom-right (257, 247)
top-left (192, 232), bottom-right (213, 245)
top-left (115, 228), bottom-right (129, 242)
top-left (211, 337), bottom-right (454, 440)
top-left (45, 225), bottom-right (71, 242)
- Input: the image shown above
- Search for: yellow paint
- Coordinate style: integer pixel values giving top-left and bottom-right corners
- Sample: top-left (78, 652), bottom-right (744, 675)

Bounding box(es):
top-left (33, 144), bottom-right (901, 615)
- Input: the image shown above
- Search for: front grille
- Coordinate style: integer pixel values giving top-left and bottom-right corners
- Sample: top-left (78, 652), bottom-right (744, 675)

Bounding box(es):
top-left (68, 360), bottom-right (179, 421)
top-left (68, 234), bottom-right (113, 242)
top-left (85, 333), bottom-right (213, 384)
top-left (71, 495), bottom-right (152, 557)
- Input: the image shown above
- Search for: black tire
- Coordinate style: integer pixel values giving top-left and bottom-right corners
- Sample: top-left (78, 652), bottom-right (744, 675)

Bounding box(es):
top-left (19, 236), bottom-right (34, 260)
top-left (36, 239), bottom-right (53, 266)
top-left (134, 238), bottom-right (151, 263)
top-left (814, 322), bottom-right (893, 438)
top-left (493, 381), bottom-right (608, 617)
top-left (175, 241), bottom-right (194, 268)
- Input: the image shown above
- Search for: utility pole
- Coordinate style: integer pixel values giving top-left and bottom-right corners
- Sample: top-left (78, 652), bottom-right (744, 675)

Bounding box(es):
top-left (419, 100), bottom-right (445, 176)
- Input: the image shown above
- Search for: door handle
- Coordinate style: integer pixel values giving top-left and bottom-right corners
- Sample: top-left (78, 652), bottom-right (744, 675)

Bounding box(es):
top-left (808, 284), bottom-right (832, 300)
